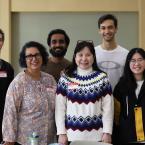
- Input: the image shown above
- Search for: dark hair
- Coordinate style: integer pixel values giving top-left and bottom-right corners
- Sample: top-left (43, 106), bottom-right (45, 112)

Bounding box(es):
top-left (19, 41), bottom-right (48, 68)
top-left (47, 29), bottom-right (70, 47)
top-left (0, 29), bottom-right (5, 41)
top-left (98, 14), bottom-right (118, 29)
top-left (65, 41), bottom-right (102, 77)
top-left (121, 48), bottom-right (145, 90)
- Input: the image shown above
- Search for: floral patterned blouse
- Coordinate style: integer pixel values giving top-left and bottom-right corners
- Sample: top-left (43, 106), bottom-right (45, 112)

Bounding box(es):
top-left (2, 71), bottom-right (56, 145)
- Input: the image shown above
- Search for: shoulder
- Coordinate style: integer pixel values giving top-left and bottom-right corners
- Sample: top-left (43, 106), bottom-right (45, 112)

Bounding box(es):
top-left (41, 71), bottom-right (56, 80)
top-left (63, 58), bottom-right (71, 65)
top-left (94, 71), bottom-right (111, 85)
top-left (0, 59), bottom-right (14, 70)
top-left (117, 45), bottom-right (129, 54)
top-left (8, 72), bottom-right (25, 88)
top-left (58, 72), bottom-right (70, 84)
top-left (13, 71), bottom-right (25, 82)
top-left (95, 45), bottom-right (102, 51)
top-left (113, 77), bottom-right (127, 96)
top-left (95, 71), bottom-right (107, 78)
top-left (41, 71), bottom-right (56, 86)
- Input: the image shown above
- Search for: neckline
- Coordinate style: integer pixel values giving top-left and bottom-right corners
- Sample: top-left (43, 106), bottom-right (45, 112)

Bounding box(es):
top-left (24, 70), bottom-right (42, 82)
top-left (77, 67), bottom-right (93, 76)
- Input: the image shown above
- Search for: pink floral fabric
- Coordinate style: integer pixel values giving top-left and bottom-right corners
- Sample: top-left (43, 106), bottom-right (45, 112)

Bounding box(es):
top-left (2, 71), bottom-right (56, 145)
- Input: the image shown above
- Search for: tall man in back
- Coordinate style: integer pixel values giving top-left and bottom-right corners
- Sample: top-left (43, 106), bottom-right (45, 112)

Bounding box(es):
top-left (42, 29), bottom-right (71, 82)
top-left (95, 14), bottom-right (128, 91)
top-left (95, 14), bottom-right (129, 145)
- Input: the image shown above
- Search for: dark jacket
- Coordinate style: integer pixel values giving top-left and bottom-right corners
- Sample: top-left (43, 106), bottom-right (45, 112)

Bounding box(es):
top-left (114, 79), bottom-right (145, 144)
top-left (0, 59), bottom-right (14, 141)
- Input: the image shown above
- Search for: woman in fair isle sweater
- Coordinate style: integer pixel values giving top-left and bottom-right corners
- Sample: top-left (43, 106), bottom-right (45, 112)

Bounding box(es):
top-left (55, 41), bottom-right (114, 145)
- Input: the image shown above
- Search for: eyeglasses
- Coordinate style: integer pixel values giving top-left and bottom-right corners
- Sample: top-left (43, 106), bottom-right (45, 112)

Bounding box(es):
top-left (77, 40), bottom-right (94, 45)
top-left (25, 53), bottom-right (42, 60)
top-left (130, 58), bottom-right (144, 64)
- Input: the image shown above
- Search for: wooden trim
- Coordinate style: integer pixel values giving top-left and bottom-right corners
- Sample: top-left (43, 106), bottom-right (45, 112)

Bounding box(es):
top-left (138, 0), bottom-right (145, 49)
top-left (0, 0), bottom-right (11, 61)
top-left (11, 0), bottom-right (138, 12)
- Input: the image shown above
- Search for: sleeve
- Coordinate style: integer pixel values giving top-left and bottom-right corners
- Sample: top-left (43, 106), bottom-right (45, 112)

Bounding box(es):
top-left (113, 82), bottom-right (121, 125)
top-left (2, 79), bottom-right (23, 142)
top-left (55, 75), bottom-right (67, 135)
top-left (49, 75), bottom-right (57, 111)
top-left (101, 76), bottom-right (114, 134)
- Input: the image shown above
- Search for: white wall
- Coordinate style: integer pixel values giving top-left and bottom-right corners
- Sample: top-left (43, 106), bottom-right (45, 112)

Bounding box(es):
top-left (11, 12), bottom-right (138, 74)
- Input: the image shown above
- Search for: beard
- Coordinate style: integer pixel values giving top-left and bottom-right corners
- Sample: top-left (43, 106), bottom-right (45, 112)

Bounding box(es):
top-left (49, 47), bottom-right (67, 57)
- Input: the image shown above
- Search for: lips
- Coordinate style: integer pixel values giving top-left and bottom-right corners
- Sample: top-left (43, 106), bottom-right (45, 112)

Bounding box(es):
top-left (133, 67), bottom-right (141, 71)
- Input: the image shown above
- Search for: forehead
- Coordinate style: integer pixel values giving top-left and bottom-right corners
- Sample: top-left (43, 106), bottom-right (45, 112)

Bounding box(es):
top-left (132, 52), bottom-right (143, 59)
top-left (100, 19), bottom-right (115, 27)
top-left (25, 47), bottom-right (40, 54)
top-left (77, 47), bottom-right (92, 54)
top-left (51, 34), bottom-right (65, 40)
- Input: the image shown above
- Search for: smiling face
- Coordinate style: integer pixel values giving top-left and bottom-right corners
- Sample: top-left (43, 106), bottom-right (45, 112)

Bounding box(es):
top-left (75, 46), bottom-right (94, 70)
top-left (130, 52), bottom-right (145, 80)
top-left (99, 19), bottom-right (117, 42)
top-left (25, 47), bottom-right (42, 72)
top-left (49, 34), bottom-right (67, 57)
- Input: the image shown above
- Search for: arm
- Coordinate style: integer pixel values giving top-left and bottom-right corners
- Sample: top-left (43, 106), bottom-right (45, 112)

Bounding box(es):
top-left (101, 77), bottom-right (114, 143)
top-left (55, 76), bottom-right (68, 144)
top-left (2, 79), bottom-right (22, 143)
top-left (113, 82), bottom-right (122, 126)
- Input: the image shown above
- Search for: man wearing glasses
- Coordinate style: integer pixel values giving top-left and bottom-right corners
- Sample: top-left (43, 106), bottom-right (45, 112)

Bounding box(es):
top-left (41, 29), bottom-right (71, 82)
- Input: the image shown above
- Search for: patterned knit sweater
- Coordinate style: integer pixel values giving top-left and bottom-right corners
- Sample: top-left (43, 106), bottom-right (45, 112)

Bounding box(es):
top-left (55, 70), bottom-right (114, 141)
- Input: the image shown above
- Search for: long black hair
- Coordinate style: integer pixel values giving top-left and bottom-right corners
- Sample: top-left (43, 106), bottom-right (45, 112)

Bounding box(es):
top-left (65, 40), bottom-right (102, 77)
top-left (120, 48), bottom-right (145, 90)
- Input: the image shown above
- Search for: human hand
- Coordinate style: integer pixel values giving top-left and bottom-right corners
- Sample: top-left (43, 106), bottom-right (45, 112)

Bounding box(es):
top-left (101, 133), bottom-right (112, 144)
top-left (58, 134), bottom-right (68, 145)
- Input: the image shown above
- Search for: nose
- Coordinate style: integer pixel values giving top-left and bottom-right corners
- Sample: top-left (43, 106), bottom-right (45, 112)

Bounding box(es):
top-left (55, 42), bottom-right (60, 47)
top-left (134, 61), bottom-right (140, 65)
top-left (82, 56), bottom-right (87, 61)
top-left (105, 28), bottom-right (110, 33)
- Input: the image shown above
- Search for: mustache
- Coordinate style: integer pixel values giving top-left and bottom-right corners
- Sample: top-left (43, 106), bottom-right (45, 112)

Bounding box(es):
top-left (52, 46), bottom-right (64, 50)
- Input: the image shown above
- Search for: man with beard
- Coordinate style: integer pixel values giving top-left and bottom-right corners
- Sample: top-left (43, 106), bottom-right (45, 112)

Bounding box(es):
top-left (41, 29), bottom-right (71, 82)
top-left (0, 29), bottom-right (14, 142)
top-left (95, 14), bottom-right (128, 145)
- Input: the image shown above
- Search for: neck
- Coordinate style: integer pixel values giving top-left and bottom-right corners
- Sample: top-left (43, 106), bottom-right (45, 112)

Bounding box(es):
top-left (50, 56), bottom-right (64, 63)
top-left (77, 67), bottom-right (93, 76)
top-left (26, 69), bottom-right (41, 80)
top-left (134, 74), bottom-right (144, 81)
top-left (101, 40), bottom-right (117, 50)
